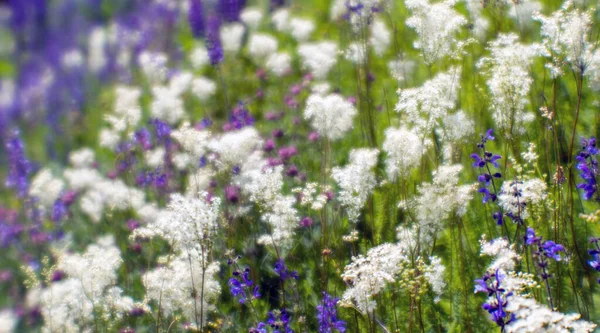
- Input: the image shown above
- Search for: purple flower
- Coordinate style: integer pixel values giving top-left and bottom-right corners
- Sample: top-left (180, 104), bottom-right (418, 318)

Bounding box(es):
top-left (474, 269), bottom-right (515, 330)
top-left (218, 0), bottom-right (246, 22)
top-left (5, 131), bottom-right (32, 198)
top-left (206, 15), bottom-right (223, 66)
top-left (225, 185), bottom-right (240, 203)
top-left (317, 292), bottom-right (346, 333)
top-left (274, 259), bottom-right (299, 281)
top-left (188, 0), bottom-right (205, 38)
top-left (228, 267), bottom-right (259, 304)
top-left (576, 137), bottom-right (599, 200)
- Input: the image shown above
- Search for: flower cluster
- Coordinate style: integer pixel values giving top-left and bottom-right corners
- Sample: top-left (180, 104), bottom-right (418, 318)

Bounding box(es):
top-left (576, 137), bottom-right (599, 200)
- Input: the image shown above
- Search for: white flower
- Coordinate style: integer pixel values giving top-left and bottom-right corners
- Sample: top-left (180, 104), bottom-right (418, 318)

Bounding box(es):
top-left (405, 0), bottom-right (466, 64)
top-left (498, 178), bottom-right (547, 220)
top-left (138, 51), bottom-right (168, 83)
top-left (220, 23), bottom-right (245, 54)
top-left (99, 128), bottom-right (120, 149)
top-left (289, 18), bottom-right (315, 42)
top-left (266, 52), bottom-right (291, 77)
top-left (151, 86), bottom-right (185, 124)
top-left (271, 9), bottom-right (290, 32)
top-left (332, 149), bottom-right (379, 222)
top-left (506, 295), bottom-right (596, 332)
top-left (69, 148), bottom-right (95, 168)
top-left (534, 1), bottom-right (594, 76)
top-left (143, 250), bottom-right (221, 330)
top-left (88, 27), bottom-right (107, 73)
top-left (478, 34), bottom-right (537, 137)
top-left (341, 243), bottom-right (409, 313)
top-left (240, 7), bottom-right (263, 29)
top-left (29, 169), bottom-right (64, 207)
top-left (145, 147), bottom-right (165, 168)
top-left (191, 76), bottom-right (217, 102)
top-left (248, 33), bottom-right (278, 63)
top-left (383, 126), bottom-right (425, 180)
top-left (345, 42), bottom-right (367, 64)
top-left (168, 71), bottom-right (193, 96)
top-left (425, 256), bottom-right (446, 303)
top-left (61, 49), bottom-right (84, 69)
top-left (370, 19), bottom-right (391, 56)
top-left (190, 45), bottom-right (209, 70)
top-left (304, 93), bottom-right (357, 140)
top-left (171, 122), bottom-right (211, 160)
top-left (479, 236), bottom-right (520, 272)
top-left (134, 193), bottom-right (220, 251)
top-left (412, 165), bottom-right (474, 243)
top-left (0, 310), bottom-right (17, 333)
top-left (395, 67), bottom-right (461, 135)
top-left (208, 127), bottom-right (263, 170)
top-left (439, 110), bottom-right (474, 142)
top-left (298, 41), bottom-right (338, 79)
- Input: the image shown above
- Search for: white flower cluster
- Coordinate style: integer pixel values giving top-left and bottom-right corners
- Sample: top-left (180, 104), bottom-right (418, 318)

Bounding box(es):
top-left (411, 164), bottom-right (474, 243)
top-left (478, 34), bottom-right (536, 137)
top-left (208, 127), bottom-right (263, 170)
top-left (29, 169), bottom-right (64, 207)
top-left (171, 122), bottom-right (211, 160)
top-left (405, 0), bottom-right (466, 64)
top-left (143, 249), bottom-right (221, 330)
top-left (39, 236), bottom-right (134, 333)
top-left (383, 126), bottom-right (426, 180)
top-left (341, 243), bottom-right (409, 313)
top-left (332, 148), bottom-right (379, 222)
top-left (394, 67), bottom-right (461, 136)
top-left (498, 178), bottom-right (547, 220)
top-left (297, 42), bottom-right (338, 79)
top-left (134, 192), bottom-right (221, 251)
top-left (534, 1), bottom-right (595, 77)
top-left (304, 93), bottom-right (357, 141)
top-left (478, 237), bottom-right (596, 332)
top-left (248, 33), bottom-right (278, 64)
top-left (100, 85), bottom-right (141, 148)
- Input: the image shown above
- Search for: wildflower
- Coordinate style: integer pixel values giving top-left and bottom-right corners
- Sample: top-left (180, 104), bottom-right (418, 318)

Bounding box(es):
top-left (576, 137), bottom-right (599, 200)
top-left (5, 131), bottom-right (31, 198)
top-left (274, 259), bottom-right (299, 281)
top-left (304, 93), bottom-right (357, 141)
top-left (332, 149), bottom-right (379, 222)
top-left (383, 126), bottom-right (425, 180)
top-left (474, 269), bottom-right (515, 331)
top-left (317, 292), bottom-right (346, 333)
top-left (472, 129), bottom-right (504, 224)
top-left (188, 0), bottom-right (205, 38)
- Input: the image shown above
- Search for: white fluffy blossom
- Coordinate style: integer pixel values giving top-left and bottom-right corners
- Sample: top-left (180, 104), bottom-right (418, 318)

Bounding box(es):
top-left (0, 310), bottom-right (17, 333)
top-left (40, 236), bottom-right (127, 333)
top-left (405, 0), bottom-right (466, 64)
top-left (191, 76), bottom-right (217, 102)
top-left (383, 126), bottom-right (426, 180)
top-left (189, 45), bottom-right (209, 70)
top-left (332, 149), bottom-right (379, 222)
top-left (498, 178), bottom-right (547, 220)
top-left (29, 169), bottom-right (64, 207)
top-left (68, 148), bottom-right (95, 168)
top-left (106, 85), bottom-right (142, 134)
top-left (439, 110), bottom-right (474, 142)
top-left (143, 250), bottom-right (221, 330)
top-left (271, 8), bottom-right (290, 32)
top-left (240, 7), bottom-right (263, 29)
top-left (134, 193), bottom-right (220, 251)
top-left (506, 295), bottom-right (596, 332)
top-left (479, 236), bottom-right (520, 272)
top-left (411, 165), bottom-right (473, 242)
top-left (345, 42), bottom-right (367, 64)
top-left (220, 23), bottom-right (245, 54)
top-left (87, 27), bottom-right (107, 73)
top-left (266, 52), bottom-right (291, 77)
top-left (478, 34), bottom-right (536, 137)
top-left (534, 1), bottom-right (594, 76)
top-left (341, 243), bottom-right (409, 313)
top-left (172, 122), bottom-right (211, 160)
top-left (150, 85), bottom-right (185, 124)
top-left (289, 18), bottom-right (315, 42)
top-left (208, 127), bottom-right (263, 169)
top-left (304, 93), bottom-right (357, 140)
top-left (138, 51), bottom-right (168, 83)
top-left (297, 41), bottom-right (338, 79)
top-left (370, 19), bottom-right (391, 56)
top-left (395, 67), bottom-right (461, 135)
top-left (425, 256), bottom-right (446, 302)
top-left (248, 33), bottom-right (278, 63)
